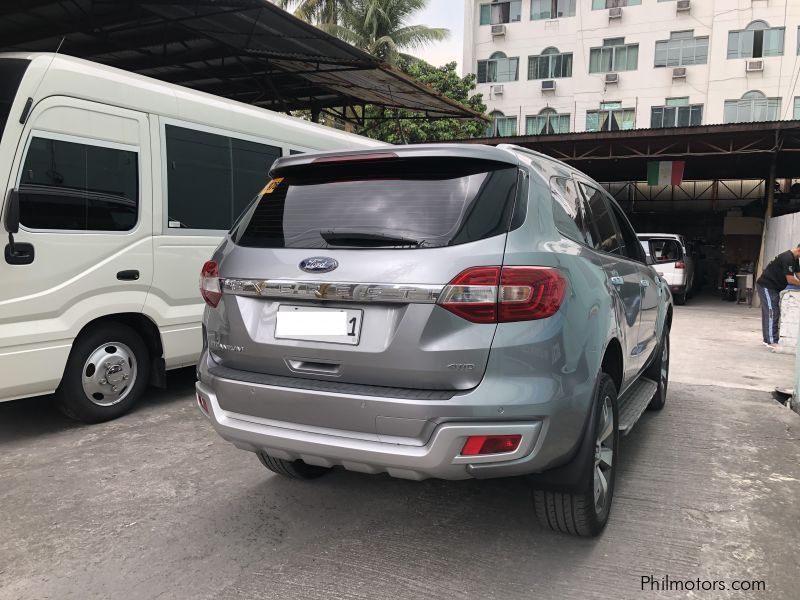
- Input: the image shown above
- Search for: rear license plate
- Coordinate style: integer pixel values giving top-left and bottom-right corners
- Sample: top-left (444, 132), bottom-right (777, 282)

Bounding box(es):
top-left (275, 305), bottom-right (363, 345)
top-left (724, 278), bottom-right (735, 283)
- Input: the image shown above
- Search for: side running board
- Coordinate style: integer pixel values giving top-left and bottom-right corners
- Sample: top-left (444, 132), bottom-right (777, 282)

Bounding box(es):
top-left (617, 377), bottom-right (658, 435)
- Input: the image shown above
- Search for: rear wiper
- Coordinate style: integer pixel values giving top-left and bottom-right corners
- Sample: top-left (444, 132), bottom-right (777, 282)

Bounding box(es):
top-left (320, 229), bottom-right (426, 248)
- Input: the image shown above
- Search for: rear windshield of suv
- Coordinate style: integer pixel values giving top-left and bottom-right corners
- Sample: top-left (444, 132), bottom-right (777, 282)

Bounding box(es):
top-left (232, 157), bottom-right (519, 249)
top-left (646, 238), bottom-right (683, 263)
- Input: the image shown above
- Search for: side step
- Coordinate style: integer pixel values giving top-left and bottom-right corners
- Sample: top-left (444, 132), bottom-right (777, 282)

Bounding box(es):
top-left (617, 377), bottom-right (658, 435)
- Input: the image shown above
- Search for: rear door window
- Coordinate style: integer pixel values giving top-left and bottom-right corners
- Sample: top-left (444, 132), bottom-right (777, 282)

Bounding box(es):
top-left (233, 157), bottom-right (519, 249)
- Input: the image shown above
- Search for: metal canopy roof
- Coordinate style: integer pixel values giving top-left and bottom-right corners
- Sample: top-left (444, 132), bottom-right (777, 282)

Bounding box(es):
top-left (0, 0), bottom-right (482, 120)
top-left (463, 121), bottom-right (800, 181)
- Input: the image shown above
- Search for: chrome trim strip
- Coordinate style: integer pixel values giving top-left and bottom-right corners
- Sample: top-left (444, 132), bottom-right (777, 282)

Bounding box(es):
top-left (221, 278), bottom-right (444, 304)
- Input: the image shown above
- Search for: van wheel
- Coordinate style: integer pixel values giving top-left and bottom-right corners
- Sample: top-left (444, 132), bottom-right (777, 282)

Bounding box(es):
top-left (257, 452), bottom-right (330, 479)
top-left (533, 374), bottom-right (618, 537)
top-left (645, 326), bottom-right (670, 411)
top-left (55, 323), bottom-right (150, 423)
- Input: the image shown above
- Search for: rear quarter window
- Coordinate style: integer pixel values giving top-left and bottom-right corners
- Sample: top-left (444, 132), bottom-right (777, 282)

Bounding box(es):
top-left (233, 157), bottom-right (519, 249)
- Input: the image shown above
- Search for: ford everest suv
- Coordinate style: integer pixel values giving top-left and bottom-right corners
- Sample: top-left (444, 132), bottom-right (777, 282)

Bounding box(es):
top-left (196, 144), bottom-right (673, 537)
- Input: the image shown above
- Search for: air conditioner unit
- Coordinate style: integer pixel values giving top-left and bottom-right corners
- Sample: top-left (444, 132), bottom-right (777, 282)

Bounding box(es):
top-left (604, 72), bottom-right (619, 84)
top-left (491, 24), bottom-right (506, 36)
top-left (491, 84), bottom-right (504, 95)
top-left (676, 0), bottom-right (691, 12)
top-left (746, 59), bottom-right (764, 72)
top-left (609, 7), bottom-right (623, 20)
top-left (672, 67), bottom-right (687, 79)
top-left (541, 79), bottom-right (556, 92)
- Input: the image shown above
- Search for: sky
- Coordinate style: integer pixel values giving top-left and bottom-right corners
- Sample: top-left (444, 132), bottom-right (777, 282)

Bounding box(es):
top-left (405, 0), bottom-right (464, 72)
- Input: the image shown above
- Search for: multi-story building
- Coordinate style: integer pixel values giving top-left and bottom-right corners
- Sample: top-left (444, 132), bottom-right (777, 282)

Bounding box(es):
top-left (463, 0), bottom-right (800, 136)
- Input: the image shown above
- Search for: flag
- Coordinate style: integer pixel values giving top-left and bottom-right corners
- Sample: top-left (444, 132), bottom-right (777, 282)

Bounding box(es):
top-left (647, 160), bottom-right (685, 186)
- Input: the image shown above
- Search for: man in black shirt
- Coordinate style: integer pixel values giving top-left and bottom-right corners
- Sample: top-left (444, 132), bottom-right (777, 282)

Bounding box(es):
top-left (756, 245), bottom-right (800, 347)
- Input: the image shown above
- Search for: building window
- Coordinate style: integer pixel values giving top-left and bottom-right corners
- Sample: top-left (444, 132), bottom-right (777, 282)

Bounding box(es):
top-left (723, 91), bottom-right (781, 123)
top-left (528, 47), bottom-right (573, 79)
top-left (589, 38), bottom-right (639, 73)
top-left (586, 102), bottom-right (635, 131)
top-left (18, 136), bottom-right (139, 231)
top-left (488, 111), bottom-right (518, 137)
top-left (531, 0), bottom-right (575, 20)
top-left (480, 1), bottom-right (521, 25)
top-left (592, 0), bottom-right (641, 9)
top-left (728, 21), bottom-right (784, 59)
top-left (655, 31), bottom-right (709, 67)
top-left (165, 125), bottom-right (281, 230)
top-left (477, 52), bottom-right (519, 83)
top-left (526, 109), bottom-right (570, 135)
top-left (794, 97), bottom-right (800, 119)
top-left (651, 98), bottom-right (703, 128)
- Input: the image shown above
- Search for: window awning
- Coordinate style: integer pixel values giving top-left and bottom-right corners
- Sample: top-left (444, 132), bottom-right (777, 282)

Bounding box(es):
top-left (0, 0), bottom-right (484, 121)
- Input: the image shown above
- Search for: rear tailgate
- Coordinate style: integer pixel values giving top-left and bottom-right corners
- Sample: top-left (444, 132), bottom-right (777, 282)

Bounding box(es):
top-left (208, 154), bottom-right (521, 391)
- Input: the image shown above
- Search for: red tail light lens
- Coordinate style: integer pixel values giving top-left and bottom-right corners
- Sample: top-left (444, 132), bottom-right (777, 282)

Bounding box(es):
top-left (200, 260), bottom-right (222, 307)
top-left (674, 260), bottom-right (686, 269)
top-left (437, 266), bottom-right (500, 324)
top-left (438, 266), bottom-right (566, 323)
top-left (499, 267), bottom-right (567, 322)
top-left (461, 434), bottom-right (522, 456)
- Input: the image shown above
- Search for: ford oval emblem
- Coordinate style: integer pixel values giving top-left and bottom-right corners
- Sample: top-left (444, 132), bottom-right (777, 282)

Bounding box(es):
top-left (299, 256), bottom-right (339, 273)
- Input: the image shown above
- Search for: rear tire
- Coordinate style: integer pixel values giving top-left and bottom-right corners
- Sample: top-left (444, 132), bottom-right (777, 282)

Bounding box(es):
top-left (257, 452), bottom-right (330, 479)
top-left (55, 323), bottom-right (150, 423)
top-left (645, 326), bottom-right (670, 411)
top-left (674, 292), bottom-right (687, 305)
top-left (533, 374), bottom-right (619, 537)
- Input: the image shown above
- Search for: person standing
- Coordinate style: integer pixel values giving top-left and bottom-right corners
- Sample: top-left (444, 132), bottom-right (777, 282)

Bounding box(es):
top-left (756, 245), bottom-right (800, 348)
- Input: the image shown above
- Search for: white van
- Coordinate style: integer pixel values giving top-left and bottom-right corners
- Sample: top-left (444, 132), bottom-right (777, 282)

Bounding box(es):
top-left (637, 233), bottom-right (695, 305)
top-left (0, 53), bottom-right (385, 422)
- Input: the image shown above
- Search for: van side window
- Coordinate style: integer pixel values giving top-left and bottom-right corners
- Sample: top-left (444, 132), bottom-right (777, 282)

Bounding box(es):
top-left (580, 183), bottom-right (622, 255)
top-left (549, 176), bottom-right (592, 246)
top-left (608, 199), bottom-right (646, 263)
top-left (19, 136), bottom-right (138, 231)
top-left (165, 125), bottom-right (281, 230)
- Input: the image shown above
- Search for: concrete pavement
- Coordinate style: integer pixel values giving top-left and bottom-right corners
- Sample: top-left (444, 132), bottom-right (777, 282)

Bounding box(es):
top-left (1, 303), bottom-right (798, 600)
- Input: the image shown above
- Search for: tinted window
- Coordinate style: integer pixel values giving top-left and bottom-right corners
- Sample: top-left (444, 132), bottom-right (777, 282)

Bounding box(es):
top-left (0, 58), bottom-right (29, 140)
top-left (234, 158), bottom-right (519, 249)
top-left (608, 200), bottom-right (645, 262)
top-left (19, 137), bottom-right (138, 231)
top-left (550, 176), bottom-right (591, 245)
top-left (580, 183), bottom-right (622, 255)
top-left (165, 125), bottom-right (281, 230)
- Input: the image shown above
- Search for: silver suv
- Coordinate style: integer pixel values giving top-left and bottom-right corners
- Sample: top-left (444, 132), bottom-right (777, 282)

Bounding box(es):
top-left (196, 144), bottom-right (673, 537)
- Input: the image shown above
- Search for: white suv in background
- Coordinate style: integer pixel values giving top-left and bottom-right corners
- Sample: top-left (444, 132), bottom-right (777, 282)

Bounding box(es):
top-left (638, 234), bottom-right (694, 305)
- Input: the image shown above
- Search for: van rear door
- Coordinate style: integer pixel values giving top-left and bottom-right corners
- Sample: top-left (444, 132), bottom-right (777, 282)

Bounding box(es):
top-left (210, 154), bottom-right (521, 391)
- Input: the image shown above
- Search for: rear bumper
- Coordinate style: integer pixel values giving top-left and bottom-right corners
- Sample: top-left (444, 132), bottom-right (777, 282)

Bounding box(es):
top-left (196, 350), bottom-right (591, 480)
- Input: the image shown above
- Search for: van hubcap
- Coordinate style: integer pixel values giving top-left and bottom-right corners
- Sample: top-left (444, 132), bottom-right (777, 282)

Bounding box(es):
top-left (81, 342), bottom-right (137, 406)
top-left (594, 395), bottom-right (614, 514)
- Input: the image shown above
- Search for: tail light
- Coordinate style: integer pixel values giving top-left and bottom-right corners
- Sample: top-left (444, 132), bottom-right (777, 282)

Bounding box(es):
top-left (200, 260), bottom-right (222, 307)
top-left (461, 434), bottom-right (522, 456)
top-left (438, 266), bottom-right (567, 323)
top-left (674, 260), bottom-right (686, 269)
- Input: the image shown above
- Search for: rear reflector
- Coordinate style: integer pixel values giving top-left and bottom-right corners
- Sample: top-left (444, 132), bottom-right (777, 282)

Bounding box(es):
top-left (196, 393), bottom-right (210, 416)
top-left (438, 266), bottom-right (566, 323)
top-left (200, 260), bottom-right (222, 307)
top-left (674, 260), bottom-right (686, 269)
top-left (461, 434), bottom-right (522, 456)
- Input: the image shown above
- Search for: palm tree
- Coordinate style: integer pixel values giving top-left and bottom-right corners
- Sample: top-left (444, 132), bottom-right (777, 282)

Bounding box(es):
top-left (273, 0), bottom-right (350, 26)
top-left (276, 0), bottom-right (449, 66)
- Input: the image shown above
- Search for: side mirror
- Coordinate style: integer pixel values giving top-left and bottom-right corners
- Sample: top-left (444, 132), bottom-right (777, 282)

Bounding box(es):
top-left (4, 188), bottom-right (19, 234)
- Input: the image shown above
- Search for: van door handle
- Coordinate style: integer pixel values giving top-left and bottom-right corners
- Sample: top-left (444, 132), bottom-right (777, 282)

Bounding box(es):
top-left (117, 270), bottom-right (140, 281)
top-left (610, 276), bottom-right (624, 286)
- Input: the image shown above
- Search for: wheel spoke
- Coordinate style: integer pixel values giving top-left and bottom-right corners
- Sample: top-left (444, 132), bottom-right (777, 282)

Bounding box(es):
top-left (594, 465), bottom-right (607, 509)
top-left (598, 447), bottom-right (613, 469)
top-left (598, 399), bottom-right (613, 443)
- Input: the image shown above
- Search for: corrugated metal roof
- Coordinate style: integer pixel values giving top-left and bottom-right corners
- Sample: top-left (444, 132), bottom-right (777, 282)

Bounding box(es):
top-left (0, 0), bottom-right (483, 120)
